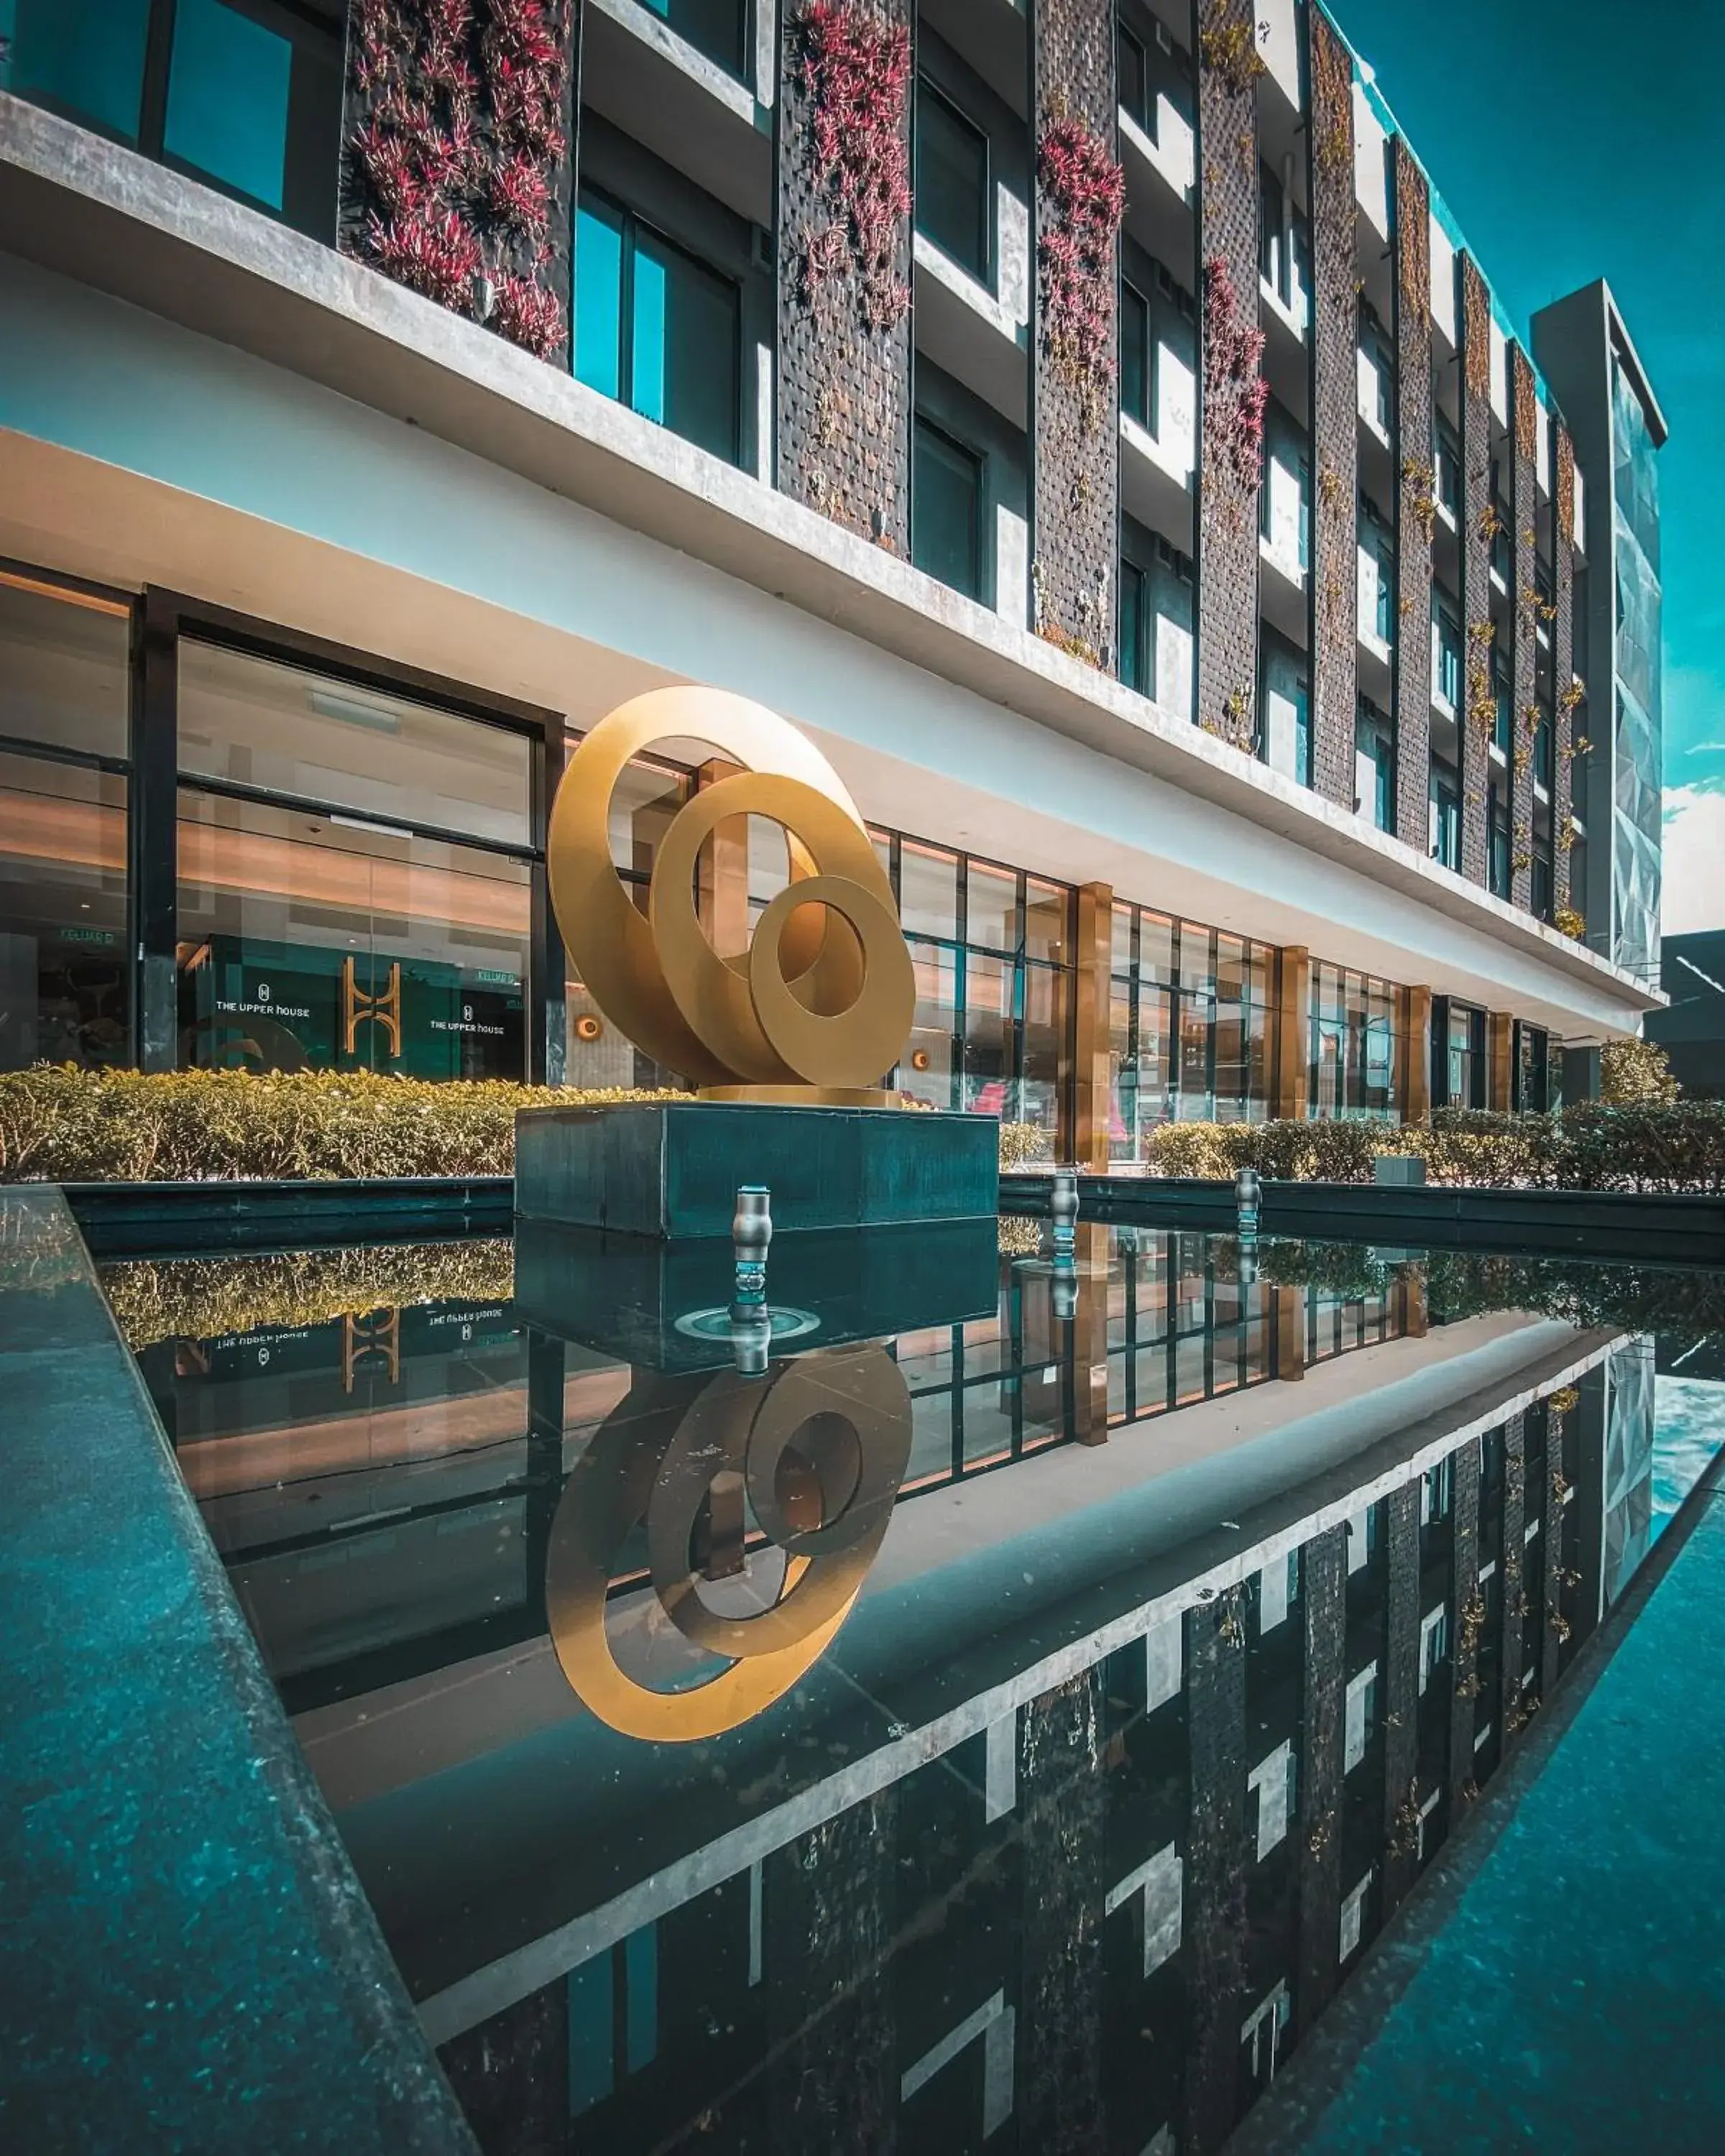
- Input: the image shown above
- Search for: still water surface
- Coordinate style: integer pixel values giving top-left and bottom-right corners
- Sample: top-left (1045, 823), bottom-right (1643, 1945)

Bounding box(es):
top-left (105, 1218), bottom-right (1725, 2154)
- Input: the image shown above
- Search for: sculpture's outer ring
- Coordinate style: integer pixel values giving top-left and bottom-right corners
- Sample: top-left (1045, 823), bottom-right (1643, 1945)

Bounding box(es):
top-left (546, 687), bottom-right (876, 1087)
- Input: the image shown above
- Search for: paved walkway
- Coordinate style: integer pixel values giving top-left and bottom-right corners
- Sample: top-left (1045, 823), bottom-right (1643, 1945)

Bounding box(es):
top-left (1241, 1475), bottom-right (1725, 2153)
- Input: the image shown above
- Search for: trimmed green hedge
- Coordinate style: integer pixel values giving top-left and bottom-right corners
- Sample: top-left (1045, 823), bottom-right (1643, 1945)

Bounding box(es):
top-left (1141, 1102), bottom-right (1725, 1194)
top-left (0, 1065), bottom-right (1052, 1183)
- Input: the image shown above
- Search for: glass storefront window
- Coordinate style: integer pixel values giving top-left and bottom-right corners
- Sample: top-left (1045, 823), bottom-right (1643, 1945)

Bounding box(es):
top-left (1108, 901), bottom-right (1275, 1155)
top-left (1309, 961), bottom-right (1399, 1120)
top-left (899, 841), bottom-right (960, 943)
top-left (175, 791), bottom-right (530, 1079)
top-left (880, 836), bottom-right (1074, 1143)
top-left (607, 758), bottom-right (689, 879)
top-left (178, 641), bottom-right (533, 850)
top-left (960, 952), bottom-right (1013, 1115)
top-left (0, 571), bottom-right (133, 1072)
top-left (1020, 963), bottom-right (1067, 1141)
top-left (0, 570), bottom-right (131, 760)
top-left (0, 753), bottom-right (130, 1069)
top-left (900, 941), bottom-right (958, 1112)
top-left (966, 860), bottom-right (1019, 954)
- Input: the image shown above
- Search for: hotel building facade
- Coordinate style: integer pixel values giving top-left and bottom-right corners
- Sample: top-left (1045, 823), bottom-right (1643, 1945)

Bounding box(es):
top-left (0, 0), bottom-right (1667, 1163)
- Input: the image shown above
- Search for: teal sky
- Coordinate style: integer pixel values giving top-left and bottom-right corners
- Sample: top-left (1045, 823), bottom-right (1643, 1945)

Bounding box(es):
top-left (1328, 0), bottom-right (1725, 931)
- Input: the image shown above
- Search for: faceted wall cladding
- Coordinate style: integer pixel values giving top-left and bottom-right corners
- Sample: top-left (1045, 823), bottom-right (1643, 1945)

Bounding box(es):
top-left (1307, 8), bottom-right (1358, 811)
top-left (339, 0), bottom-right (579, 364)
top-left (1032, 0), bottom-right (1121, 667)
top-left (1297, 1526), bottom-right (1346, 2022)
top-left (1182, 1588), bottom-right (1248, 2153)
top-left (1458, 252), bottom-right (1494, 888)
top-left (1611, 361), bottom-right (1664, 982)
top-left (776, 0), bottom-right (914, 553)
top-left (1509, 345), bottom-right (1540, 911)
top-left (1392, 139), bottom-right (1433, 856)
top-left (1195, 0), bottom-right (1264, 755)
top-left (1554, 421), bottom-right (1578, 910)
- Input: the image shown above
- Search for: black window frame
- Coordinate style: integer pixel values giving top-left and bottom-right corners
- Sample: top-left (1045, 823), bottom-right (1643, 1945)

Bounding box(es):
top-left (911, 411), bottom-right (988, 604)
top-left (914, 75), bottom-right (993, 287)
top-left (574, 183), bottom-right (745, 469)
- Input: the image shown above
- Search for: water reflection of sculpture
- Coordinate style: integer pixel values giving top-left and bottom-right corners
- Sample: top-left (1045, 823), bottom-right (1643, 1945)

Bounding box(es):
top-left (545, 1345), bottom-right (912, 1740)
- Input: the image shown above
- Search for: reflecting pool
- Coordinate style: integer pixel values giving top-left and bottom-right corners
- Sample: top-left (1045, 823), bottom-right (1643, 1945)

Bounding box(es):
top-left (104, 1220), bottom-right (1725, 2155)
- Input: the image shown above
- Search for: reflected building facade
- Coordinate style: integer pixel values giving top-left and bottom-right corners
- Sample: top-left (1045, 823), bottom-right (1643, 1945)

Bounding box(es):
top-left (118, 1224), bottom-right (1664, 2155)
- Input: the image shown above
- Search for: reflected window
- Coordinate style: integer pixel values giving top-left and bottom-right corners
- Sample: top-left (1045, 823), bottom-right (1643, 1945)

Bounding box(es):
top-left (574, 190), bottom-right (742, 466)
top-left (175, 792), bottom-right (530, 1080)
top-left (177, 640), bottom-right (532, 850)
top-left (0, 571), bottom-right (133, 1072)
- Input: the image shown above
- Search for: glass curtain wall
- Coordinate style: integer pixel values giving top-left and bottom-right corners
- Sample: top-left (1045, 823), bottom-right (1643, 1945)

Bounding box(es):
top-left (868, 834), bottom-right (1074, 1148)
top-left (173, 641), bottom-right (535, 1080)
top-left (1437, 1000), bottom-right (1486, 1109)
top-left (1308, 963), bottom-right (1399, 1120)
top-left (1108, 903), bottom-right (1274, 1158)
top-left (0, 569), bottom-right (133, 1070)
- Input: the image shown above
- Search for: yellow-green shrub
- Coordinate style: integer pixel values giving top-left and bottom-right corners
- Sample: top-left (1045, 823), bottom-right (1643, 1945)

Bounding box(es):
top-left (0, 1065), bottom-right (680, 1184)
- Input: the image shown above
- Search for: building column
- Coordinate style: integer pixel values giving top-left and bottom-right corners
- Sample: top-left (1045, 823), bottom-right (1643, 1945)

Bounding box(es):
top-left (1399, 985), bottom-right (1432, 1123)
top-left (1271, 1286), bottom-right (1306, 1382)
top-left (1072, 883), bottom-right (1115, 1172)
top-left (1498, 1413), bottom-right (1527, 1743)
top-left (695, 757), bottom-right (750, 959)
top-left (1180, 1591), bottom-right (1248, 2155)
top-left (1031, 0), bottom-right (1119, 661)
top-left (765, 1793), bottom-right (897, 2153)
top-left (1071, 1222), bottom-right (1113, 1445)
top-left (1274, 946), bottom-right (1310, 1120)
top-left (1393, 1269), bottom-right (1429, 1340)
top-left (1486, 1012), bottom-right (1514, 1112)
top-left (1017, 1672), bottom-right (1106, 2148)
top-left (1380, 1480), bottom-right (1422, 1914)
top-left (1297, 1526), bottom-right (1347, 2023)
top-left (1445, 1437), bottom-right (1483, 1822)
top-left (775, 0), bottom-right (913, 549)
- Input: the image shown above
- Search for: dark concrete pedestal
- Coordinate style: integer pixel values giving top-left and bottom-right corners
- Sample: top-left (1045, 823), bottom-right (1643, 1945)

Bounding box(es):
top-left (515, 1100), bottom-right (998, 1238)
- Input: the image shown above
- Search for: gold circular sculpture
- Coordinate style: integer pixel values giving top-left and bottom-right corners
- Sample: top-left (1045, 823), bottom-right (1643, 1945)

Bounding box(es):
top-left (547, 687), bottom-right (915, 1095)
top-left (544, 1348), bottom-right (911, 1741)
